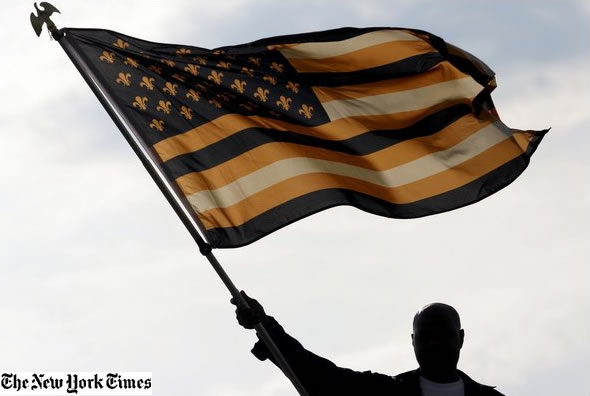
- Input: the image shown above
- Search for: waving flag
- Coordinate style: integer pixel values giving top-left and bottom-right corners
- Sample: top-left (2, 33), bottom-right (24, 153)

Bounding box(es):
top-left (61, 27), bottom-right (547, 248)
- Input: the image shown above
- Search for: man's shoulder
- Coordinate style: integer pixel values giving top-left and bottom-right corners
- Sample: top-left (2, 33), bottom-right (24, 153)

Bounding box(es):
top-left (392, 369), bottom-right (420, 383)
top-left (478, 385), bottom-right (504, 396)
top-left (390, 369), bottom-right (422, 393)
top-left (459, 370), bottom-right (505, 396)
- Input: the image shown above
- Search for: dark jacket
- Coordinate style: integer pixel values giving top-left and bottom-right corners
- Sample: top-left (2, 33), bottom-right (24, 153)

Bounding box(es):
top-left (251, 316), bottom-right (504, 396)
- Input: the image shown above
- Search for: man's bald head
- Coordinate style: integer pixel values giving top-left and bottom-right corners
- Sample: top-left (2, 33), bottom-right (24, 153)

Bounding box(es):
top-left (413, 303), bottom-right (461, 332)
top-left (411, 303), bottom-right (464, 383)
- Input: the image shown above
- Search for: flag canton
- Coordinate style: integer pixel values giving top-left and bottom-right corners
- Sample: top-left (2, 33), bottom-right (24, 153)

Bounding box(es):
top-left (72, 30), bottom-right (329, 147)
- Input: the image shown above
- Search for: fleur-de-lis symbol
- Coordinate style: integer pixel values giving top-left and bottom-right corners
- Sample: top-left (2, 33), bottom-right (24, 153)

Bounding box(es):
top-left (132, 96), bottom-right (148, 110)
top-left (276, 96), bottom-right (292, 110)
top-left (231, 79), bottom-right (247, 94)
top-left (113, 39), bottom-right (129, 49)
top-left (163, 82), bottom-right (178, 96)
top-left (248, 57), bottom-right (262, 67)
top-left (263, 75), bottom-right (277, 86)
top-left (216, 61), bottom-right (231, 70)
top-left (254, 87), bottom-right (269, 102)
top-left (176, 48), bottom-right (191, 56)
top-left (180, 106), bottom-right (193, 120)
top-left (149, 65), bottom-right (163, 75)
top-left (99, 51), bottom-right (115, 63)
top-left (124, 57), bottom-right (139, 68)
top-left (140, 76), bottom-right (155, 90)
top-left (208, 70), bottom-right (223, 85)
top-left (172, 73), bottom-right (186, 83)
top-left (116, 72), bottom-right (131, 87)
top-left (193, 56), bottom-right (207, 65)
top-left (209, 99), bottom-right (222, 108)
top-left (241, 67), bottom-right (254, 77)
top-left (270, 62), bottom-right (285, 73)
top-left (298, 104), bottom-right (314, 119)
top-left (186, 89), bottom-right (201, 102)
top-left (149, 119), bottom-right (164, 132)
top-left (161, 59), bottom-right (176, 68)
top-left (286, 81), bottom-right (300, 93)
top-left (184, 64), bottom-right (200, 76)
top-left (157, 100), bottom-right (172, 114)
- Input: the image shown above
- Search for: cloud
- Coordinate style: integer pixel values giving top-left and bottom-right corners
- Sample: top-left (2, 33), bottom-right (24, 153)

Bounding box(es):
top-left (493, 57), bottom-right (590, 132)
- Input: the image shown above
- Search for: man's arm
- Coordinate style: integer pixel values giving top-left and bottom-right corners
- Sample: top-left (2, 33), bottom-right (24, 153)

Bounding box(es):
top-left (231, 291), bottom-right (399, 396)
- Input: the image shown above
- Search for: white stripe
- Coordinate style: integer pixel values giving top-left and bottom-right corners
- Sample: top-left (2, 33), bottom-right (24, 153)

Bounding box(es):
top-left (322, 77), bottom-right (484, 121)
top-left (278, 30), bottom-right (420, 60)
top-left (187, 122), bottom-right (511, 213)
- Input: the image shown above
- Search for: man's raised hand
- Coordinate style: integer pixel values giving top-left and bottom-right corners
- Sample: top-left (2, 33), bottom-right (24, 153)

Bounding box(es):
top-left (230, 290), bottom-right (267, 329)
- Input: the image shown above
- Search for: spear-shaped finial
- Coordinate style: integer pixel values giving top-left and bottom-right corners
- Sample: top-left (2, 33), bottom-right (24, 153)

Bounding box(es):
top-left (30, 2), bottom-right (62, 39)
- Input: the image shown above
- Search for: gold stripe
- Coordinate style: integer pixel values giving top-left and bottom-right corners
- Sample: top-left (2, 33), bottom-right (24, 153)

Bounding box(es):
top-left (187, 122), bottom-right (511, 214)
top-left (312, 61), bottom-right (469, 102)
top-left (154, 109), bottom-right (458, 163)
top-left (272, 29), bottom-right (421, 59)
top-left (321, 77), bottom-right (483, 121)
top-left (284, 39), bottom-right (433, 73)
top-left (153, 74), bottom-right (479, 163)
top-left (511, 129), bottom-right (537, 151)
top-left (175, 115), bottom-right (492, 196)
top-left (196, 135), bottom-right (527, 230)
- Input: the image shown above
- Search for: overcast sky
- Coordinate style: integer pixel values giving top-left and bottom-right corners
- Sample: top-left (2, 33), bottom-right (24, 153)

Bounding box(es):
top-left (1, 1), bottom-right (589, 395)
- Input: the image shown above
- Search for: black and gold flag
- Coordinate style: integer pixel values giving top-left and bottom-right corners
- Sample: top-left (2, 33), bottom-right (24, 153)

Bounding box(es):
top-left (62, 27), bottom-right (547, 248)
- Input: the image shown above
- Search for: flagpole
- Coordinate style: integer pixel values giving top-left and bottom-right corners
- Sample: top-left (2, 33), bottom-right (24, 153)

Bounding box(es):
top-left (36, 20), bottom-right (310, 396)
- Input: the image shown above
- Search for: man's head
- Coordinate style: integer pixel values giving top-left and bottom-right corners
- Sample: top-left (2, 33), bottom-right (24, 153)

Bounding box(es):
top-left (411, 303), bottom-right (464, 382)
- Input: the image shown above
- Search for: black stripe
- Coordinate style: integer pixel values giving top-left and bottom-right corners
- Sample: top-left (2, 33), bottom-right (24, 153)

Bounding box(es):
top-left (65, 26), bottom-right (426, 56)
top-left (297, 52), bottom-right (444, 87)
top-left (228, 27), bottom-right (404, 49)
top-left (423, 32), bottom-right (496, 88)
top-left (525, 128), bottom-right (550, 157)
top-left (65, 27), bottom-right (213, 53)
top-left (204, 146), bottom-right (545, 248)
top-left (162, 104), bottom-right (472, 179)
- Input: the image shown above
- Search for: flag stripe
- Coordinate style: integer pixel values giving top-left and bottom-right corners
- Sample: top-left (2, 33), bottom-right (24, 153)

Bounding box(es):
top-left (163, 104), bottom-right (472, 180)
top-left (187, 121), bottom-right (511, 214)
top-left (297, 52), bottom-right (444, 87)
top-left (311, 60), bottom-right (469, 102)
top-left (195, 135), bottom-right (526, 231)
top-left (273, 29), bottom-right (422, 59)
top-left (284, 39), bottom-right (434, 73)
top-left (153, 76), bottom-right (481, 164)
top-left (322, 77), bottom-right (482, 121)
top-left (171, 106), bottom-right (478, 193)
top-left (203, 155), bottom-right (532, 247)
top-left (154, 109), bottom-right (449, 164)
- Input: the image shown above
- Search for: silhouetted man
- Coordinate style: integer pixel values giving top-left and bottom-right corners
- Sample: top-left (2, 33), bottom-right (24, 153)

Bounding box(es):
top-left (232, 291), bottom-right (504, 396)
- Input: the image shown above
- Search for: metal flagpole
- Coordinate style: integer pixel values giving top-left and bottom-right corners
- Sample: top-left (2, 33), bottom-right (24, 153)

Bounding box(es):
top-left (31, 4), bottom-right (310, 396)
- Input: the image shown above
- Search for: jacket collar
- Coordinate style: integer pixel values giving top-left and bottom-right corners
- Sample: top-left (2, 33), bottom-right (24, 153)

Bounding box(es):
top-left (398, 368), bottom-right (495, 396)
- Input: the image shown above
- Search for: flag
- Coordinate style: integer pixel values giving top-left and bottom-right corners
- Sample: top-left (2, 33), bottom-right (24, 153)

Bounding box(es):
top-left (61, 27), bottom-right (547, 248)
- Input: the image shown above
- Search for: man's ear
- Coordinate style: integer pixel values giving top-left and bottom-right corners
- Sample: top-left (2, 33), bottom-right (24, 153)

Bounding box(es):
top-left (459, 329), bottom-right (465, 349)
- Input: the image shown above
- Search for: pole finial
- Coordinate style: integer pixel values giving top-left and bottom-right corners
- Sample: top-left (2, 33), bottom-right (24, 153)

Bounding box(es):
top-left (30, 2), bottom-right (62, 39)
